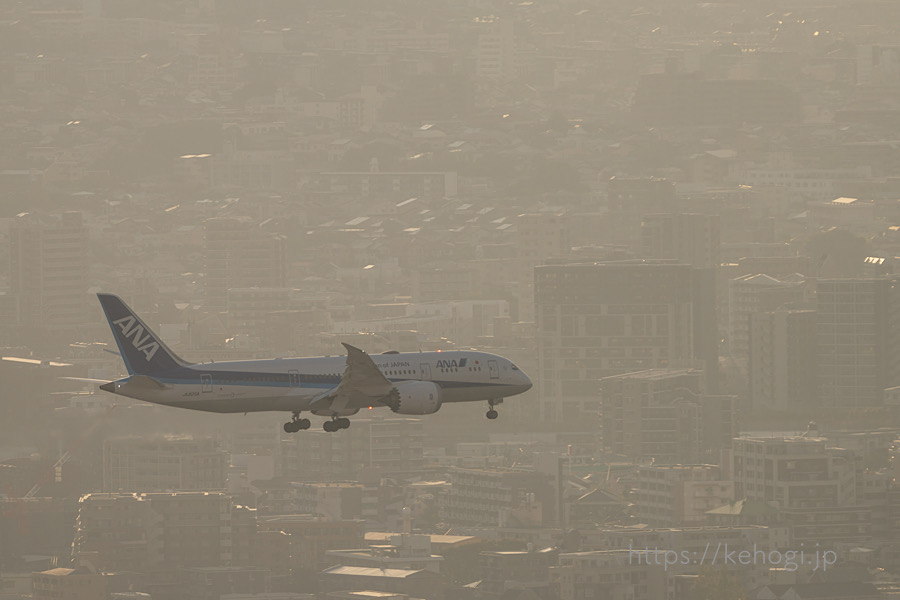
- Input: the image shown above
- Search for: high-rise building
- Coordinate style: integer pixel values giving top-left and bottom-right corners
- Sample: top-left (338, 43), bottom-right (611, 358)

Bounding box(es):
top-left (535, 260), bottom-right (716, 423)
top-left (515, 213), bottom-right (569, 323)
top-left (203, 218), bottom-right (286, 311)
top-left (474, 17), bottom-right (516, 81)
top-left (817, 278), bottom-right (900, 407)
top-left (748, 309), bottom-right (816, 411)
top-left (7, 211), bottom-right (87, 330)
top-left (726, 273), bottom-right (807, 360)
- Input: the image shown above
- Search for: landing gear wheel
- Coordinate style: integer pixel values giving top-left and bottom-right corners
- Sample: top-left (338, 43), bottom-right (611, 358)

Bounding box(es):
top-left (486, 399), bottom-right (499, 420)
top-left (323, 420), bottom-right (338, 432)
top-left (284, 413), bottom-right (309, 433)
top-left (336, 417), bottom-right (351, 429)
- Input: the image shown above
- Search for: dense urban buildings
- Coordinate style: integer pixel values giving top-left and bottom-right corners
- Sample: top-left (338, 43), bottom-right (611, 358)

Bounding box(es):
top-left (4, 0), bottom-right (900, 598)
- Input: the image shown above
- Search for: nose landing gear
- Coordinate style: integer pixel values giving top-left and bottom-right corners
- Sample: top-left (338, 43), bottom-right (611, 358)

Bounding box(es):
top-left (486, 398), bottom-right (500, 420)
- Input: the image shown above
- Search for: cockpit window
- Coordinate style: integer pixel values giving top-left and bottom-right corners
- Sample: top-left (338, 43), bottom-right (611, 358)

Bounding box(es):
top-left (511, 364), bottom-right (519, 370)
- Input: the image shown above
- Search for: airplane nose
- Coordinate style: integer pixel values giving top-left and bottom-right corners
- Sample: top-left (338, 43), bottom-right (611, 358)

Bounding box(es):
top-left (518, 370), bottom-right (533, 393)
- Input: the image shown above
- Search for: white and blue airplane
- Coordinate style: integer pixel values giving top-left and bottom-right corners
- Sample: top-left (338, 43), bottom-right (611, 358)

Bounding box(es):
top-left (94, 294), bottom-right (532, 432)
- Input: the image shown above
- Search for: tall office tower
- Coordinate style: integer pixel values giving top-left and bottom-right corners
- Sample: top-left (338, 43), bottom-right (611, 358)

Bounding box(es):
top-left (640, 213), bottom-right (721, 269)
top-left (817, 278), bottom-right (900, 408)
top-left (515, 213), bottom-right (569, 323)
top-left (726, 273), bottom-right (807, 360)
top-left (203, 217), bottom-right (286, 311)
top-left (599, 369), bottom-right (704, 464)
top-left (748, 309), bottom-right (816, 411)
top-left (7, 211), bottom-right (87, 331)
top-left (535, 260), bottom-right (717, 423)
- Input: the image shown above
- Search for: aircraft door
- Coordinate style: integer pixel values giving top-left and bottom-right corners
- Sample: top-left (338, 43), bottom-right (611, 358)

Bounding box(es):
top-left (201, 374), bottom-right (212, 393)
top-left (488, 360), bottom-right (500, 380)
top-left (289, 369), bottom-right (300, 387)
top-left (420, 363), bottom-right (432, 381)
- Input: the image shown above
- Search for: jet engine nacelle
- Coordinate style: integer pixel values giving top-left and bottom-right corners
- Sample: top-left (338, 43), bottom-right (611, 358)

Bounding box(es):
top-left (390, 381), bottom-right (442, 415)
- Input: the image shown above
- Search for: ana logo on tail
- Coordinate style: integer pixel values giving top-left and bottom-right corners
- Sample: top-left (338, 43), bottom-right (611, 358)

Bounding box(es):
top-left (113, 316), bottom-right (160, 361)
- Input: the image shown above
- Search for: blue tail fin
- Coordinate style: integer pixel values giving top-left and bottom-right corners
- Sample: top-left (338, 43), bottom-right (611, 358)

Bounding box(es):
top-left (97, 293), bottom-right (190, 375)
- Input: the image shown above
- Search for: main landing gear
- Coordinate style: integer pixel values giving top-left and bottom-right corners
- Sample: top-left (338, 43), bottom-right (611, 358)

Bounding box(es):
top-left (323, 417), bottom-right (350, 432)
top-left (284, 413), bottom-right (351, 433)
top-left (486, 398), bottom-right (500, 420)
top-left (284, 412), bottom-right (311, 433)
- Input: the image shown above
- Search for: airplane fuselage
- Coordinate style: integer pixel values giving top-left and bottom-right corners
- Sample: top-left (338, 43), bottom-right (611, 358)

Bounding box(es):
top-left (104, 350), bottom-right (531, 414)
top-left (95, 293), bottom-right (532, 430)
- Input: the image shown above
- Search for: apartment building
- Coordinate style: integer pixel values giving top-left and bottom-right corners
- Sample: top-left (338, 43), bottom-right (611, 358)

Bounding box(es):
top-left (817, 278), bottom-right (900, 407)
top-left (479, 547), bottom-right (558, 596)
top-left (180, 566), bottom-right (271, 600)
top-left (102, 435), bottom-right (228, 492)
top-left (748, 309), bottom-right (817, 411)
top-left (439, 467), bottom-right (550, 528)
top-left (289, 483), bottom-right (364, 521)
top-left (32, 566), bottom-right (107, 600)
top-left (326, 534), bottom-right (443, 574)
top-left (203, 217), bottom-right (286, 311)
top-left (733, 436), bottom-right (858, 509)
top-left (7, 211), bottom-right (87, 330)
top-left (515, 212), bottom-right (569, 323)
top-left (733, 435), bottom-right (871, 543)
top-left (72, 492), bottom-right (255, 574)
top-left (550, 550), bottom-right (668, 600)
top-left (280, 418), bottom-right (425, 479)
top-left (256, 515), bottom-right (364, 572)
top-left (599, 369), bottom-right (704, 464)
top-left (727, 273), bottom-right (807, 360)
top-left (606, 177), bottom-right (677, 245)
top-left (640, 213), bottom-right (721, 270)
top-left (634, 464), bottom-right (734, 525)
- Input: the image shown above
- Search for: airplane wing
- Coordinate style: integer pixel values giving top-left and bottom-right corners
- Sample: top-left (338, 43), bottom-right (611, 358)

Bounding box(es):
top-left (308, 343), bottom-right (396, 413)
top-left (60, 376), bottom-right (115, 384)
